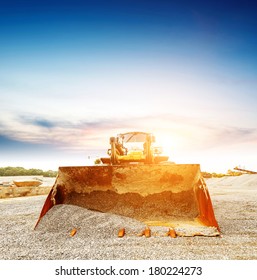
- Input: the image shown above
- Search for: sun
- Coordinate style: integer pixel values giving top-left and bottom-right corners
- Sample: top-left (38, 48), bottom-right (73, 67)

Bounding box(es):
top-left (153, 132), bottom-right (180, 161)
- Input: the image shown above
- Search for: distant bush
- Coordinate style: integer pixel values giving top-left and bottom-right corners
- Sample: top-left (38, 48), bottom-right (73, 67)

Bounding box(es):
top-left (94, 158), bottom-right (102, 165)
top-left (0, 167), bottom-right (57, 177)
top-left (201, 171), bottom-right (212, 178)
top-left (202, 170), bottom-right (243, 178)
top-left (227, 169), bottom-right (243, 176)
top-left (211, 173), bottom-right (227, 178)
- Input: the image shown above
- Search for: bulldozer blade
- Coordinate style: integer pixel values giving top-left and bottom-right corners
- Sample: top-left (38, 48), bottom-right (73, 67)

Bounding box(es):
top-left (35, 164), bottom-right (219, 235)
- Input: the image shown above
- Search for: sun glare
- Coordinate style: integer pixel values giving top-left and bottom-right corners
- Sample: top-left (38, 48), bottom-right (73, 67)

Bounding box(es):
top-left (154, 133), bottom-right (180, 161)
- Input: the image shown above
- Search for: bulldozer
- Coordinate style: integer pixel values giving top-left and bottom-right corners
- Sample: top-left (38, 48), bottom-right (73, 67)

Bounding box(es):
top-left (100, 132), bottom-right (169, 165)
top-left (35, 131), bottom-right (220, 237)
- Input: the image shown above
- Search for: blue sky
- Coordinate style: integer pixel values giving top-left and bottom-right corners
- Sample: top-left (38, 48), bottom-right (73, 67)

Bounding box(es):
top-left (0, 0), bottom-right (257, 172)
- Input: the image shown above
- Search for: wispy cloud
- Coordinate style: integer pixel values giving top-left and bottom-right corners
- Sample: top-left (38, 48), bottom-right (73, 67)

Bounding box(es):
top-left (0, 114), bottom-right (135, 150)
top-left (1, 113), bottom-right (256, 154)
top-left (20, 116), bottom-right (57, 129)
top-left (209, 126), bottom-right (257, 147)
top-left (0, 133), bottom-right (59, 156)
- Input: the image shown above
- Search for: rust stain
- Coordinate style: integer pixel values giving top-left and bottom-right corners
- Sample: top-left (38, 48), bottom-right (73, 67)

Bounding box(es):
top-left (114, 172), bottom-right (127, 180)
top-left (159, 172), bottom-right (183, 185)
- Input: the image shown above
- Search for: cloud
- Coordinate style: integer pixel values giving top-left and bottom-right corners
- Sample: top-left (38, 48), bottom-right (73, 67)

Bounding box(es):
top-left (29, 118), bottom-right (56, 129)
top-left (1, 113), bottom-right (257, 156)
top-left (211, 126), bottom-right (257, 146)
top-left (1, 114), bottom-right (132, 151)
top-left (18, 115), bottom-right (59, 129)
top-left (132, 113), bottom-right (257, 151)
top-left (0, 133), bottom-right (57, 154)
top-left (1, 112), bottom-right (257, 173)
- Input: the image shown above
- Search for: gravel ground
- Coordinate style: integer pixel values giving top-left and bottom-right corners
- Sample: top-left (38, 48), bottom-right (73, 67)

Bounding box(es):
top-left (0, 175), bottom-right (257, 260)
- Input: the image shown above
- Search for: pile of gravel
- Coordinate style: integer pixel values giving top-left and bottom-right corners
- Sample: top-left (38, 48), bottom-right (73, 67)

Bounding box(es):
top-left (36, 204), bottom-right (219, 238)
top-left (36, 204), bottom-right (147, 238)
